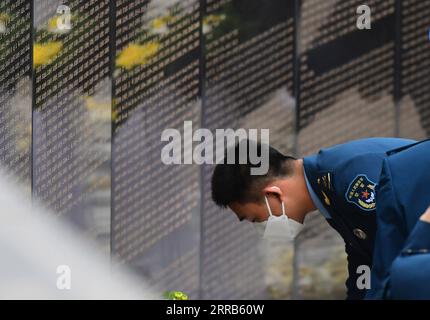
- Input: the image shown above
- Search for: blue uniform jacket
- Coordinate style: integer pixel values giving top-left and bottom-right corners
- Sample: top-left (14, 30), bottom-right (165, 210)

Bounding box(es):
top-left (303, 137), bottom-right (416, 299)
top-left (366, 138), bottom-right (430, 299)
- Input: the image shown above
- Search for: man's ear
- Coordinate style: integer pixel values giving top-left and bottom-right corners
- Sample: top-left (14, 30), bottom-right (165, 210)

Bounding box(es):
top-left (263, 185), bottom-right (282, 199)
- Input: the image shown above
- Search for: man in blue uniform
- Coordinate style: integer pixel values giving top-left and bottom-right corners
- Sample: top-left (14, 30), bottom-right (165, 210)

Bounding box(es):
top-left (390, 207), bottom-right (430, 299)
top-left (211, 137), bottom-right (415, 299)
top-left (366, 139), bottom-right (430, 299)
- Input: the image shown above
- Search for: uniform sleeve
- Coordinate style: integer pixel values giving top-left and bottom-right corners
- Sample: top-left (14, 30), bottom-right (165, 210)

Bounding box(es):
top-left (345, 242), bottom-right (367, 300)
top-left (401, 220), bottom-right (430, 253)
top-left (365, 159), bottom-right (407, 299)
top-left (389, 221), bottom-right (430, 299)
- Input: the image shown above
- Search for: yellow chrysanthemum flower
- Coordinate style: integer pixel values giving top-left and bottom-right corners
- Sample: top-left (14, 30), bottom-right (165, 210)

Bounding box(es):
top-left (151, 17), bottom-right (166, 29)
top-left (116, 42), bottom-right (160, 70)
top-left (0, 13), bottom-right (10, 22)
top-left (149, 14), bottom-right (174, 35)
top-left (48, 17), bottom-right (59, 32)
top-left (33, 41), bottom-right (63, 67)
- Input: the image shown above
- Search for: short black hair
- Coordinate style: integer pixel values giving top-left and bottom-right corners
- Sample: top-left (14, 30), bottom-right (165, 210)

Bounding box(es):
top-left (211, 140), bottom-right (296, 207)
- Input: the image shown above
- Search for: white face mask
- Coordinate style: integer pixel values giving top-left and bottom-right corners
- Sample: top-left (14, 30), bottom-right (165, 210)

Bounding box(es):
top-left (253, 195), bottom-right (304, 241)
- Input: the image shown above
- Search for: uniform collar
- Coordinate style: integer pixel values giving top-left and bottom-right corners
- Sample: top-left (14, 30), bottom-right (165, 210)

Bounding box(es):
top-left (303, 156), bottom-right (332, 219)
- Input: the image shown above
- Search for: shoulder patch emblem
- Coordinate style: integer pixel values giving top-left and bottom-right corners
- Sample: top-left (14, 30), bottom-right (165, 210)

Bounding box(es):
top-left (317, 172), bottom-right (333, 206)
top-left (345, 174), bottom-right (376, 211)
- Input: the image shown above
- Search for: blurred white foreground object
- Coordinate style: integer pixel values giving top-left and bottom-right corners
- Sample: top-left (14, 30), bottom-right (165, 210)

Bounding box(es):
top-left (0, 172), bottom-right (158, 299)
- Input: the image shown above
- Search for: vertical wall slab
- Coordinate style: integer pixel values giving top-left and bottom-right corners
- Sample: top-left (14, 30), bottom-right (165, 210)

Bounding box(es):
top-left (112, 0), bottom-right (201, 298)
top-left (0, 0), bottom-right (32, 194)
top-left (200, 0), bottom-right (296, 299)
top-left (295, 0), bottom-right (397, 299)
top-left (33, 0), bottom-right (112, 251)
